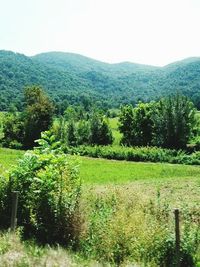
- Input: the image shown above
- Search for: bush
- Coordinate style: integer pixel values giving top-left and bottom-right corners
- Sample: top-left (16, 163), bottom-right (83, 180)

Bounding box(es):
top-left (64, 144), bottom-right (200, 165)
top-left (64, 145), bottom-right (181, 163)
top-left (0, 132), bottom-right (81, 246)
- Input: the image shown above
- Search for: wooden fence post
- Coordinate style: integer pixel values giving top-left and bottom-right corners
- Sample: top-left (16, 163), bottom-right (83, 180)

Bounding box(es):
top-left (11, 191), bottom-right (19, 231)
top-left (174, 208), bottom-right (180, 267)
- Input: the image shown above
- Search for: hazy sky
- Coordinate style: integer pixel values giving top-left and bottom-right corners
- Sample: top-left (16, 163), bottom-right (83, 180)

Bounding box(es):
top-left (1, 0), bottom-right (200, 66)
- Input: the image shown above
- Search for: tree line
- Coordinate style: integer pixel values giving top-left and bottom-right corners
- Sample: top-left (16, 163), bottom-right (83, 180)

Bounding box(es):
top-left (1, 86), bottom-right (198, 151)
top-left (119, 94), bottom-right (196, 149)
top-left (1, 86), bottom-right (113, 149)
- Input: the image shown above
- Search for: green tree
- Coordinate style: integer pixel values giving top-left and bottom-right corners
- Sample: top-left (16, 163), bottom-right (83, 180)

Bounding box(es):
top-left (118, 105), bottom-right (134, 146)
top-left (77, 120), bottom-right (90, 145)
top-left (67, 120), bottom-right (77, 146)
top-left (89, 113), bottom-right (113, 145)
top-left (152, 95), bottom-right (196, 149)
top-left (119, 102), bottom-right (155, 146)
top-left (119, 95), bottom-right (196, 149)
top-left (23, 86), bottom-right (55, 148)
top-left (64, 106), bottom-right (77, 121)
top-left (2, 112), bottom-right (24, 149)
top-left (0, 131), bottom-right (81, 245)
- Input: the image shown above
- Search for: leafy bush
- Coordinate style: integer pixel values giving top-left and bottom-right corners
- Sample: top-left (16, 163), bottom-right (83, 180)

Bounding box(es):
top-left (64, 144), bottom-right (200, 165)
top-left (0, 132), bottom-right (81, 246)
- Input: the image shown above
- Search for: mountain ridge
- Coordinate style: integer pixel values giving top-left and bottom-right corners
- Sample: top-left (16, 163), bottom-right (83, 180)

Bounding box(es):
top-left (0, 50), bottom-right (200, 111)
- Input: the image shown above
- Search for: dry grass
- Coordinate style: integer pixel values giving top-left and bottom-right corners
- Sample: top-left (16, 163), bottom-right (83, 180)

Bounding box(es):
top-left (80, 178), bottom-right (200, 266)
top-left (0, 231), bottom-right (113, 267)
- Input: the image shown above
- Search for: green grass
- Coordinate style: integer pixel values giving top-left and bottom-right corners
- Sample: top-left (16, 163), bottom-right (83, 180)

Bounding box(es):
top-left (79, 156), bottom-right (200, 184)
top-left (0, 147), bottom-right (200, 209)
top-left (0, 148), bottom-right (24, 175)
top-left (0, 148), bottom-right (199, 266)
top-left (0, 112), bottom-right (5, 141)
top-left (1, 148), bottom-right (200, 185)
top-left (108, 117), bottom-right (122, 145)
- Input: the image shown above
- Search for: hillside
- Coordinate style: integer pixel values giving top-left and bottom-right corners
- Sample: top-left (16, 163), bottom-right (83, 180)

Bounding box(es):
top-left (0, 50), bottom-right (200, 111)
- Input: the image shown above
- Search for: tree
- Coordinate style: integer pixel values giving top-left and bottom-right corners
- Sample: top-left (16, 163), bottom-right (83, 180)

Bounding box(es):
top-left (89, 113), bottom-right (113, 145)
top-left (23, 86), bottom-right (55, 148)
top-left (2, 112), bottom-right (24, 149)
top-left (152, 95), bottom-right (196, 149)
top-left (67, 120), bottom-right (77, 146)
top-left (76, 120), bottom-right (90, 145)
top-left (119, 102), bottom-right (155, 146)
top-left (119, 95), bottom-right (196, 149)
top-left (118, 105), bottom-right (134, 146)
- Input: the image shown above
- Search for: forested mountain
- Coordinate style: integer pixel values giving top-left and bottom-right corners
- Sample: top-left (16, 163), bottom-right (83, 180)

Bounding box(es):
top-left (0, 50), bottom-right (200, 111)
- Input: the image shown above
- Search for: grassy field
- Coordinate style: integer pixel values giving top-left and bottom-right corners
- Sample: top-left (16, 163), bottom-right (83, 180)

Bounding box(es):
top-left (79, 156), bottom-right (200, 210)
top-left (80, 156), bottom-right (200, 184)
top-left (1, 147), bottom-right (200, 184)
top-left (0, 148), bottom-right (199, 266)
top-left (1, 148), bottom-right (200, 207)
top-left (0, 148), bottom-right (24, 175)
top-left (0, 112), bottom-right (5, 141)
top-left (108, 117), bottom-right (122, 145)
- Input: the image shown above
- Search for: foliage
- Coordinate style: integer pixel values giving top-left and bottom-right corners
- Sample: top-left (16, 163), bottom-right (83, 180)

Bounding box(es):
top-left (51, 112), bottom-right (113, 147)
top-left (67, 120), bottom-right (78, 146)
top-left (1, 86), bottom-right (55, 149)
top-left (64, 144), bottom-right (200, 165)
top-left (152, 94), bottom-right (196, 149)
top-left (1, 112), bottom-right (24, 149)
top-left (119, 95), bottom-right (196, 149)
top-left (1, 50), bottom-right (200, 111)
top-left (76, 120), bottom-right (90, 145)
top-left (80, 189), bottom-right (200, 266)
top-left (0, 132), bottom-right (81, 245)
top-left (89, 113), bottom-right (113, 145)
top-left (118, 105), bottom-right (134, 146)
top-left (23, 86), bottom-right (55, 148)
top-left (119, 102), bottom-right (155, 146)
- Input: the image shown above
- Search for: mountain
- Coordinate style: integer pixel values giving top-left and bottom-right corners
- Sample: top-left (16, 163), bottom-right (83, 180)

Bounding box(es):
top-left (0, 50), bottom-right (200, 111)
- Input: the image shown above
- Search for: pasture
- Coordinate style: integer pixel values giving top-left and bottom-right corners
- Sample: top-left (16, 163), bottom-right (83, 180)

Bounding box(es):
top-left (0, 148), bottom-right (199, 266)
top-left (1, 147), bottom-right (200, 208)
top-left (108, 117), bottom-right (122, 145)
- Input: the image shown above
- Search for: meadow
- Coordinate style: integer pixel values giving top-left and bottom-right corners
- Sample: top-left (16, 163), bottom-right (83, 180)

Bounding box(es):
top-left (1, 147), bottom-right (200, 185)
top-left (0, 148), bottom-right (23, 175)
top-left (0, 148), bottom-right (199, 266)
top-left (108, 117), bottom-right (122, 145)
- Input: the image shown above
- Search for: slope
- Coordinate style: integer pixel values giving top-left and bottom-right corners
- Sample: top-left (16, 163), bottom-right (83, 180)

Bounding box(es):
top-left (1, 50), bottom-right (200, 111)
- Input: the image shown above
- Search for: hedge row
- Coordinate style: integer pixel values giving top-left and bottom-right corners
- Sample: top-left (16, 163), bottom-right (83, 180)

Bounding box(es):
top-left (64, 145), bottom-right (200, 165)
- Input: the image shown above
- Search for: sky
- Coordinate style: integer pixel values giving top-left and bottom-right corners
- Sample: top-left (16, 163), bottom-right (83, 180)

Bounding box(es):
top-left (0, 0), bottom-right (200, 66)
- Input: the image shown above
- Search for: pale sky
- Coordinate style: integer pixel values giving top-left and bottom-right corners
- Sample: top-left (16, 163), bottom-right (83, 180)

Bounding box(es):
top-left (0, 0), bottom-right (200, 66)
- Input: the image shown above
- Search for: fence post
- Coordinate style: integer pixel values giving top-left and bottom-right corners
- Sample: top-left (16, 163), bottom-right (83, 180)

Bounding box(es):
top-left (10, 191), bottom-right (19, 231)
top-left (174, 208), bottom-right (180, 267)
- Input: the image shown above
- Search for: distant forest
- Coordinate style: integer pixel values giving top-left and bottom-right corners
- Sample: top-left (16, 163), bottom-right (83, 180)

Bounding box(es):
top-left (0, 50), bottom-right (200, 112)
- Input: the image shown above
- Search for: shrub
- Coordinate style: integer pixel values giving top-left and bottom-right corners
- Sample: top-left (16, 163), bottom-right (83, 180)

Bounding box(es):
top-left (0, 132), bottom-right (81, 246)
top-left (64, 144), bottom-right (200, 165)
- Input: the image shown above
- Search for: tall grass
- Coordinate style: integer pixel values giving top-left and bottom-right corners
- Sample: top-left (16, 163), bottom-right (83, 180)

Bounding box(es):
top-left (80, 187), bottom-right (200, 266)
top-left (0, 231), bottom-right (103, 267)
